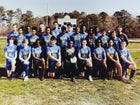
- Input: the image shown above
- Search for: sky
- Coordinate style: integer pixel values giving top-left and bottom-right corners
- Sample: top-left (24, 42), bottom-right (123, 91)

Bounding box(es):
top-left (0, 0), bottom-right (140, 17)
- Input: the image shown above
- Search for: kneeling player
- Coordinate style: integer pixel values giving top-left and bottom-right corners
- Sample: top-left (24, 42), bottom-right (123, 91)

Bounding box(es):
top-left (4, 37), bottom-right (17, 80)
top-left (19, 38), bottom-right (31, 81)
top-left (106, 39), bottom-right (123, 81)
top-left (78, 39), bottom-right (93, 82)
top-left (47, 36), bottom-right (62, 78)
top-left (119, 41), bottom-right (137, 81)
top-left (32, 39), bottom-right (46, 80)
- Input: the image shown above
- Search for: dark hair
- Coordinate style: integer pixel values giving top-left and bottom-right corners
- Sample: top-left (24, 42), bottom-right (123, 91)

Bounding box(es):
top-left (32, 26), bottom-right (37, 31)
top-left (67, 23), bottom-right (72, 27)
top-left (53, 21), bottom-right (58, 24)
top-left (23, 38), bottom-right (29, 43)
top-left (45, 26), bottom-right (51, 31)
top-left (100, 29), bottom-right (106, 33)
top-left (18, 27), bottom-right (23, 31)
top-left (50, 36), bottom-right (56, 40)
top-left (68, 40), bottom-right (73, 44)
top-left (95, 39), bottom-right (102, 47)
top-left (61, 26), bottom-right (66, 31)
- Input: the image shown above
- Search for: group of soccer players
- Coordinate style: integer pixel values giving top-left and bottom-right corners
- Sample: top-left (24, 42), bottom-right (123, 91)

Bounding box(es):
top-left (4, 21), bottom-right (137, 82)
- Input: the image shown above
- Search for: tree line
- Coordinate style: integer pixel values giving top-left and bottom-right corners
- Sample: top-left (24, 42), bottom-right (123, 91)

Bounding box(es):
top-left (0, 6), bottom-right (140, 38)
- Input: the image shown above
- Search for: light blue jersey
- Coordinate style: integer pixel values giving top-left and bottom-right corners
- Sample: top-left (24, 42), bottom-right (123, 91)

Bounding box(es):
top-left (32, 47), bottom-right (43, 58)
top-left (47, 45), bottom-right (61, 62)
top-left (29, 35), bottom-right (39, 47)
top-left (71, 33), bottom-right (83, 48)
top-left (7, 31), bottom-right (18, 38)
top-left (81, 32), bottom-right (88, 39)
top-left (4, 45), bottom-right (17, 62)
top-left (112, 37), bottom-right (121, 51)
top-left (41, 34), bottom-right (52, 46)
top-left (51, 29), bottom-right (61, 38)
top-left (106, 47), bottom-right (116, 58)
top-left (24, 33), bottom-right (32, 39)
top-left (98, 35), bottom-right (109, 48)
top-left (118, 48), bottom-right (130, 64)
top-left (19, 46), bottom-right (31, 60)
top-left (16, 35), bottom-right (25, 47)
top-left (93, 47), bottom-right (106, 60)
top-left (57, 33), bottom-right (70, 47)
top-left (78, 46), bottom-right (91, 58)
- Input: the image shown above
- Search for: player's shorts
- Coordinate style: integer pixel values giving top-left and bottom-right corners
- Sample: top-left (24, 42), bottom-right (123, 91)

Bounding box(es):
top-left (122, 62), bottom-right (130, 70)
top-left (107, 60), bottom-right (115, 71)
top-left (6, 60), bottom-right (12, 71)
top-left (48, 61), bottom-right (57, 72)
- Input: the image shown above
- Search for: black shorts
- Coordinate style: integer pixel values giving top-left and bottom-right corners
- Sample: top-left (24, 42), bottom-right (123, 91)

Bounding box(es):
top-left (122, 62), bottom-right (130, 70)
top-left (107, 60), bottom-right (115, 71)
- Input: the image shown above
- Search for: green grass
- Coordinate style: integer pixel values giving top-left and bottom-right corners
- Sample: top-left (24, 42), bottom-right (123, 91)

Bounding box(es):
top-left (0, 40), bottom-right (140, 105)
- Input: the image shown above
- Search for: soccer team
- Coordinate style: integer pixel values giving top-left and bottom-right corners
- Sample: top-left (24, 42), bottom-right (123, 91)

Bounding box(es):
top-left (4, 22), bottom-right (137, 82)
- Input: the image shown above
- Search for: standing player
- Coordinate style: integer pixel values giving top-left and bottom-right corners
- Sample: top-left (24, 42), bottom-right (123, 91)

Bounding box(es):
top-left (29, 26), bottom-right (39, 47)
top-left (80, 25), bottom-right (88, 39)
top-left (110, 31), bottom-right (121, 51)
top-left (118, 41), bottom-right (137, 81)
top-left (41, 26), bottom-right (52, 47)
top-left (71, 26), bottom-right (83, 52)
top-left (67, 23), bottom-right (74, 36)
top-left (98, 29), bottom-right (109, 49)
top-left (47, 36), bottom-right (62, 78)
top-left (19, 38), bottom-right (31, 81)
top-left (51, 21), bottom-right (61, 38)
top-left (116, 26), bottom-right (129, 46)
top-left (78, 39), bottom-right (93, 82)
top-left (7, 24), bottom-right (18, 39)
top-left (16, 27), bottom-right (26, 48)
top-left (4, 37), bottom-right (17, 80)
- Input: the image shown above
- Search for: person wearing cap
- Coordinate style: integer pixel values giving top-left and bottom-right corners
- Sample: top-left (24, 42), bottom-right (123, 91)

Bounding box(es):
top-left (4, 36), bottom-right (17, 80)
top-left (46, 36), bottom-right (62, 78)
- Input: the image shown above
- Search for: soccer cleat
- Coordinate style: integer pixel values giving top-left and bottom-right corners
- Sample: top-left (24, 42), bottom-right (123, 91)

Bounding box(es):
top-left (71, 77), bottom-right (77, 82)
top-left (88, 75), bottom-right (93, 82)
top-left (21, 71), bottom-right (26, 77)
top-left (130, 78), bottom-right (136, 82)
top-left (24, 76), bottom-right (28, 81)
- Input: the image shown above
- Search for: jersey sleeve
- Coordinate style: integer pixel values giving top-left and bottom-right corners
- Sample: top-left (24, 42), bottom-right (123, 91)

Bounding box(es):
top-left (32, 48), bottom-right (35, 54)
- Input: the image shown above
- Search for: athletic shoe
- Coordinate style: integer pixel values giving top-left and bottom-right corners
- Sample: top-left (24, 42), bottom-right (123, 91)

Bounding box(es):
top-left (24, 76), bottom-right (28, 81)
top-left (71, 78), bottom-right (77, 82)
top-left (88, 75), bottom-right (93, 82)
top-left (21, 71), bottom-right (25, 77)
top-left (40, 77), bottom-right (44, 81)
top-left (130, 78), bottom-right (136, 82)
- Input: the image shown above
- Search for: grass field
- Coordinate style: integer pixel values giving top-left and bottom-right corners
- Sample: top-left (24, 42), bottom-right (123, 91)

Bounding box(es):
top-left (0, 40), bottom-right (140, 105)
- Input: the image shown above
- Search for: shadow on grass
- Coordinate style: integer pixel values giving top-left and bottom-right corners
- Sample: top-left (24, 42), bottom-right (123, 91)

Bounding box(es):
top-left (0, 67), bottom-right (7, 77)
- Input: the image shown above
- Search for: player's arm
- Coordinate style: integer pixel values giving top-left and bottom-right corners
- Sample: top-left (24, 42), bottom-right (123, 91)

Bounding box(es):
top-left (47, 52), bottom-right (59, 62)
top-left (5, 52), bottom-right (12, 60)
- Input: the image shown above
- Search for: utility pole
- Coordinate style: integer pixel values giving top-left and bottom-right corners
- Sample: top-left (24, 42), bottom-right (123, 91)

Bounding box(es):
top-left (46, 3), bottom-right (48, 26)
